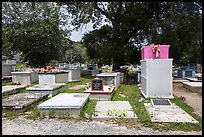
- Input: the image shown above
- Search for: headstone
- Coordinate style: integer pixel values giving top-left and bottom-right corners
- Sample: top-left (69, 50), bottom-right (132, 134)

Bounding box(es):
top-left (91, 78), bottom-right (104, 91)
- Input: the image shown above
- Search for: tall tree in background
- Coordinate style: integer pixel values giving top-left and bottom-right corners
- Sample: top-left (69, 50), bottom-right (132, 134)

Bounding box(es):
top-left (2, 2), bottom-right (68, 68)
top-left (59, 2), bottom-right (163, 70)
top-left (60, 2), bottom-right (202, 68)
top-left (145, 2), bottom-right (202, 66)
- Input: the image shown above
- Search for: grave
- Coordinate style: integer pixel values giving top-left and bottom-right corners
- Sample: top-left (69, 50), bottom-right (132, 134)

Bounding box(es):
top-left (64, 69), bottom-right (81, 82)
top-left (96, 72), bottom-right (121, 90)
top-left (2, 93), bottom-right (49, 112)
top-left (37, 93), bottom-right (90, 118)
top-left (173, 78), bottom-right (189, 83)
top-left (38, 72), bottom-right (69, 85)
top-left (177, 68), bottom-right (196, 79)
top-left (144, 99), bottom-right (198, 123)
top-left (2, 85), bottom-right (27, 96)
top-left (11, 71), bottom-right (38, 85)
top-left (185, 77), bottom-right (202, 82)
top-left (82, 64), bottom-right (99, 76)
top-left (2, 64), bottom-right (12, 76)
top-left (92, 101), bottom-right (137, 120)
top-left (84, 78), bottom-right (115, 100)
top-left (26, 83), bottom-right (65, 97)
top-left (182, 82), bottom-right (202, 90)
top-left (140, 45), bottom-right (173, 98)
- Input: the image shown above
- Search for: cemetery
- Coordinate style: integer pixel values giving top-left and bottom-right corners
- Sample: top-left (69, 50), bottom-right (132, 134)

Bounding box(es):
top-left (2, 2), bottom-right (202, 134)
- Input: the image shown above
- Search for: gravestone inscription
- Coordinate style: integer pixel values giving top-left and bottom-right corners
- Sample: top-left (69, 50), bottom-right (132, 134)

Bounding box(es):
top-left (91, 78), bottom-right (104, 91)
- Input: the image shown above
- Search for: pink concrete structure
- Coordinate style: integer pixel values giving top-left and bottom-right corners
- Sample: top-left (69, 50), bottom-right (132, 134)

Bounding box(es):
top-left (141, 45), bottom-right (170, 60)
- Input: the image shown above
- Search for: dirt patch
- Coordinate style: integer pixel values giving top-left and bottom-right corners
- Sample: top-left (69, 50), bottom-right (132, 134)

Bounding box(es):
top-left (173, 83), bottom-right (202, 117)
top-left (69, 85), bottom-right (87, 90)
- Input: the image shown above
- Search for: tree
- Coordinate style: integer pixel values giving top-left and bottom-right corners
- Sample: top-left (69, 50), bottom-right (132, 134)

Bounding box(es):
top-left (59, 2), bottom-right (202, 68)
top-left (149, 2), bottom-right (202, 66)
top-left (64, 41), bottom-right (88, 64)
top-left (2, 2), bottom-right (68, 68)
top-left (59, 2), bottom-right (163, 70)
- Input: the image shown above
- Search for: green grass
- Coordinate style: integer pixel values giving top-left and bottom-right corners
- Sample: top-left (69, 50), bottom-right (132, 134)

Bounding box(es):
top-left (82, 99), bottom-right (97, 116)
top-left (111, 82), bottom-right (202, 131)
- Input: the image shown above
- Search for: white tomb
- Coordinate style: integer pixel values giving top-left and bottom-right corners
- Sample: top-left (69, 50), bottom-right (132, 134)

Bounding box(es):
top-left (65, 69), bottom-right (81, 82)
top-left (37, 93), bottom-right (90, 118)
top-left (140, 59), bottom-right (173, 98)
top-left (38, 72), bottom-right (69, 85)
top-left (11, 71), bottom-right (38, 85)
top-left (96, 72), bottom-right (121, 90)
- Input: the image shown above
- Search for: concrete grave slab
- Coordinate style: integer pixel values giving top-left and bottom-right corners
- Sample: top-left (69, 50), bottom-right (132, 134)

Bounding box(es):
top-left (2, 93), bottom-right (49, 112)
top-left (144, 103), bottom-right (198, 123)
top-left (182, 82), bottom-right (202, 89)
top-left (37, 93), bottom-right (90, 118)
top-left (185, 77), bottom-right (202, 82)
top-left (173, 78), bottom-right (189, 83)
top-left (84, 86), bottom-right (115, 100)
top-left (26, 83), bottom-right (65, 97)
top-left (92, 101), bottom-right (137, 120)
top-left (2, 85), bottom-right (27, 96)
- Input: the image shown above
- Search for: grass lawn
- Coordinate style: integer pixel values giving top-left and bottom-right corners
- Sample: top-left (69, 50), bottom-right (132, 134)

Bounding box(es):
top-left (2, 75), bottom-right (202, 131)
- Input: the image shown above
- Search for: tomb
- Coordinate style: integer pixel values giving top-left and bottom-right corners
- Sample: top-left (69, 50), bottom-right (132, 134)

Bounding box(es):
top-left (11, 71), bottom-right (38, 85)
top-left (82, 64), bottom-right (99, 76)
top-left (2, 64), bottom-right (12, 76)
top-left (140, 45), bottom-right (173, 98)
top-left (38, 72), bottom-right (69, 85)
top-left (144, 99), bottom-right (198, 123)
top-left (2, 93), bottom-right (49, 112)
top-left (185, 77), bottom-right (202, 82)
top-left (2, 85), bottom-right (27, 96)
top-left (182, 82), bottom-right (202, 90)
top-left (26, 83), bottom-right (65, 97)
top-left (84, 78), bottom-right (115, 100)
top-left (92, 101), bottom-right (137, 120)
top-left (64, 69), bottom-right (81, 82)
top-left (37, 93), bottom-right (90, 118)
top-left (96, 72), bottom-right (121, 90)
top-left (177, 68), bottom-right (196, 79)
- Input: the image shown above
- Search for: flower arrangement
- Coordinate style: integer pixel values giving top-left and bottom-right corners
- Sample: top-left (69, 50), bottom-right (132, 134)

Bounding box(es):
top-left (152, 45), bottom-right (160, 58)
top-left (32, 68), bottom-right (65, 73)
top-left (107, 107), bottom-right (127, 119)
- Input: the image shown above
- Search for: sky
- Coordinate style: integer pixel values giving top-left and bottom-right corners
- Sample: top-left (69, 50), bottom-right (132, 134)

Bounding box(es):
top-left (69, 22), bottom-right (93, 42)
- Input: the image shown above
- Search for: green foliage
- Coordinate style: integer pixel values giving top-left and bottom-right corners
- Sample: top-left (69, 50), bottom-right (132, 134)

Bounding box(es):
top-left (2, 2), bottom-right (69, 67)
top-left (82, 100), bottom-right (97, 115)
top-left (60, 2), bottom-right (202, 67)
top-left (64, 42), bottom-right (89, 64)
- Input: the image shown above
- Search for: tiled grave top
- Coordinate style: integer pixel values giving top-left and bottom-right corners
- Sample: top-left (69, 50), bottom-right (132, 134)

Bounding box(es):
top-left (11, 71), bottom-right (36, 74)
top-left (96, 72), bottom-right (120, 77)
top-left (2, 93), bottom-right (48, 109)
top-left (144, 103), bottom-right (198, 123)
top-left (182, 82), bottom-right (202, 88)
top-left (37, 93), bottom-right (90, 109)
top-left (185, 77), bottom-right (202, 82)
top-left (26, 83), bottom-right (65, 91)
top-left (2, 85), bottom-right (27, 94)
